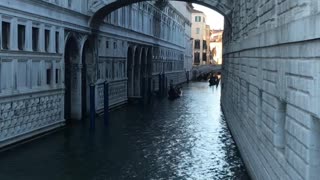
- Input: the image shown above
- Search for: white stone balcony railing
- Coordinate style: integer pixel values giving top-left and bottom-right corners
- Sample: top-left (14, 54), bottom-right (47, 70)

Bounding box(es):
top-left (96, 79), bottom-right (128, 112)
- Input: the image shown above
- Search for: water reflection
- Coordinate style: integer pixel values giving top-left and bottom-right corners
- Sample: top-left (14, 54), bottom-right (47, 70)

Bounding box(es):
top-left (0, 82), bottom-right (249, 180)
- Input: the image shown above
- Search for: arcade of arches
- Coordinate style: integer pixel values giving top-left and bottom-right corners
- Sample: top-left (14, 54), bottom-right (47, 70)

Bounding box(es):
top-left (0, 0), bottom-right (320, 179)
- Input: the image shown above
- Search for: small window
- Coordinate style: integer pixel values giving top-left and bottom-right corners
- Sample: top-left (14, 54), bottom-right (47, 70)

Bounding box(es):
top-left (195, 16), bottom-right (201, 22)
top-left (203, 40), bottom-right (207, 49)
top-left (32, 27), bottom-right (39, 51)
top-left (55, 32), bottom-right (59, 53)
top-left (46, 68), bottom-right (51, 85)
top-left (45, 29), bottom-right (50, 52)
top-left (106, 41), bottom-right (109, 48)
top-left (196, 28), bottom-right (200, 34)
top-left (55, 69), bottom-right (59, 84)
top-left (194, 52), bottom-right (200, 64)
top-left (2, 22), bottom-right (10, 50)
top-left (18, 25), bottom-right (25, 50)
top-left (68, 0), bottom-right (72, 8)
top-left (202, 53), bottom-right (207, 61)
top-left (194, 39), bottom-right (200, 49)
top-left (113, 42), bottom-right (117, 49)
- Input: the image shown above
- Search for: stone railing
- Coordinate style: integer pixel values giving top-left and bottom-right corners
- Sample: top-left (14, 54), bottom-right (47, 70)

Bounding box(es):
top-left (0, 89), bottom-right (65, 146)
top-left (96, 79), bottom-right (128, 111)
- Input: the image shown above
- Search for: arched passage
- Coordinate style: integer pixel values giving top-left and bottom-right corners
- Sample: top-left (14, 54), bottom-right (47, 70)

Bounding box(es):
top-left (64, 35), bottom-right (80, 121)
top-left (147, 48), bottom-right (153, 77)
top-left (133, 47), bottom-right (142, 97)
top-left (81, 39), bottom-right (95, 117)
top-left (127, 46), bottom-right (134, 97)
top-left (140, 48), bottom-right (147, 97)
top-left (89, 0), bottom-right (232, 29)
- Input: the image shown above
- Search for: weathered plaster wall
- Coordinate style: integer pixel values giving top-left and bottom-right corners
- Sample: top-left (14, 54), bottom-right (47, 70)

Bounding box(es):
top-left (222, 0), bottom-right (320, 179)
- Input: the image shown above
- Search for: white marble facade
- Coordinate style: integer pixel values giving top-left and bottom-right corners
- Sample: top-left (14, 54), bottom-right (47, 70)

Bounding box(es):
top-left (0, 0), bottom-right (193, 147)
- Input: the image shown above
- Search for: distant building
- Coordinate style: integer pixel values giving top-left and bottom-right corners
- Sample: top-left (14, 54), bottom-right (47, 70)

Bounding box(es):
top-left (191, 9), bottom-right (210, 66)
top-left (210, 29), bottom-right (223, 64)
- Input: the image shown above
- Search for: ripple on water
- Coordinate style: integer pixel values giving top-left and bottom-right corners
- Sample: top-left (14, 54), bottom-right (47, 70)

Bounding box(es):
top-left (0, 82), bottom-right (249, 180)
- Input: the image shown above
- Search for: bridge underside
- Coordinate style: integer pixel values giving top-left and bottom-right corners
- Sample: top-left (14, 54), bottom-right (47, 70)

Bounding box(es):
top-left (89, 0), bottom-right (233, 28)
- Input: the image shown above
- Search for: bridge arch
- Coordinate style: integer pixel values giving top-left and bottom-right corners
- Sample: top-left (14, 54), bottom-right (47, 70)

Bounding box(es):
top-left (89, 0), bottom-right (233, 28)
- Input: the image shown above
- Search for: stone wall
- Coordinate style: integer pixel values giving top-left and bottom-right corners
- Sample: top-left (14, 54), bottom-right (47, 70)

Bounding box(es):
top-left (222, 0), bottom-right (320, 179)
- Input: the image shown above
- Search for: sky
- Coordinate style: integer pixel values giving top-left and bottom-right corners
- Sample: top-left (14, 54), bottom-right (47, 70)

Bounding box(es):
top-left (192, 3), bottom-right (224, 30)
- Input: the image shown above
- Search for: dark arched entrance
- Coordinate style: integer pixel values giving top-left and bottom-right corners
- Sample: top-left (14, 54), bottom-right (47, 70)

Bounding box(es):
top-left (133, 47), bottom-right (141, 97)
top-left (127, 46), bottom-right (134, 97)
top-left (81, 39), bottom-right (94, 118)
top-left (64, 36), bottom-right (80, 121)
top-left (140, 48), bottom-right (147, 97)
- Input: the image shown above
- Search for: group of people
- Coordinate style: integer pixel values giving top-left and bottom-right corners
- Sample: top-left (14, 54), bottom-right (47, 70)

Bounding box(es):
top-left (209, 73), bottom-right (220, 86)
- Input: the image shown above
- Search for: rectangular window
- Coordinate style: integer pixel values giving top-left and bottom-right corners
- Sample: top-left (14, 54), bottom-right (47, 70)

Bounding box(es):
top-left (203, 53), bottom-right (207, 61)
top-left (113, 41), bottom-right (117, 49)
top-left (106, 41), bottom-right (109, 48)
top-left (2, 22), bottom-right (10, 50)
top-left (68, 0), bottom-right (72, 8)
top-left (56, 69), bottom-right (60, 84)
top-left (194, 39), bottom-right (200, 49)
top-left (32, 27), bottom-right (39, 51)
top-left (196, 28), bottom-right (200, 34)
top-left (203, 40), bottom-right (207, 49)
top-left (195, 16), bottom-right (201, 22)
top-left (194, 52), bottom-right (200, 64)
top-left (55, 32), bottom-right (59, 53)
top-left (45, 29), bottom-right (50, 52)
top-left (18, 25), bottom-right (25, 50)
top-left (46, 68), bottom-right (51, 85)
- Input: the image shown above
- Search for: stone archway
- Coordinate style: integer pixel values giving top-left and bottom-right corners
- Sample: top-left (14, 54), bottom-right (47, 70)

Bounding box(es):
top-left (81, 39), bottom-right (95, 117)
top-left (140, 48), bottom-right (147, 97)
top-left (127, 46), bottom-right (134, 97)
top-left (64, 35), bottom-right (81, 121)
top-left (133, 47), bottom-right (142, 97)
top-left (147, 48), bottom-right (153, 77)
top-left (89, 0), bottom-right (232, 28)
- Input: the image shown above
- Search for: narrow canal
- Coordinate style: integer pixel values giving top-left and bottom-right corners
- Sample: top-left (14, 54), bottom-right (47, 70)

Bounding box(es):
top-left (0, 82), bottom-right (249, 180)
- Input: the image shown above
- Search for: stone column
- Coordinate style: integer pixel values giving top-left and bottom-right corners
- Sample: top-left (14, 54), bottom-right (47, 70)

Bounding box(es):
top-left (70, 63), bottom-right (82, 120)
top-left (58, 28), bottom-right (64, 54)
top-left (12, 59), bottom-right (18, 92)
top-left (10, 18), bottom-right (18, 50)
top-left (25, 21), bottom-right (32, 51)
top-left (39, 24), bottom-right (45, 52)
top-left (40, 60), bottom-right (45, 87)
top-left (27, 59), bottom-right (32, 89)
top-left (50, 26), bottom-right (56, 53)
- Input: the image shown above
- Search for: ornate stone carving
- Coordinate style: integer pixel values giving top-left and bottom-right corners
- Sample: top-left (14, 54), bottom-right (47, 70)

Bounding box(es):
top-left (0, 93), bottom-right (64, 141)
top-left (96, 80), bottom-right (127, 111)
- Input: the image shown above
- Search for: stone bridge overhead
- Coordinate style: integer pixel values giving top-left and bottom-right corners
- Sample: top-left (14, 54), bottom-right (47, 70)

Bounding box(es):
top-left (88, 0), bottom-right (233, 27)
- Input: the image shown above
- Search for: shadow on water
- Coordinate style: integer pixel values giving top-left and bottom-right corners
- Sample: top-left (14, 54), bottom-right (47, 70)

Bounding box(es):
top-left (0, 82), bottom-right (250, 180)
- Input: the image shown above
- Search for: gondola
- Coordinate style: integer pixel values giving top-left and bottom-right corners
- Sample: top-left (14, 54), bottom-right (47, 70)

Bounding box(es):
top-left (168, 87), bottom-right (182, 100)
top-left (209, 77), bottom-right (220, 86)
